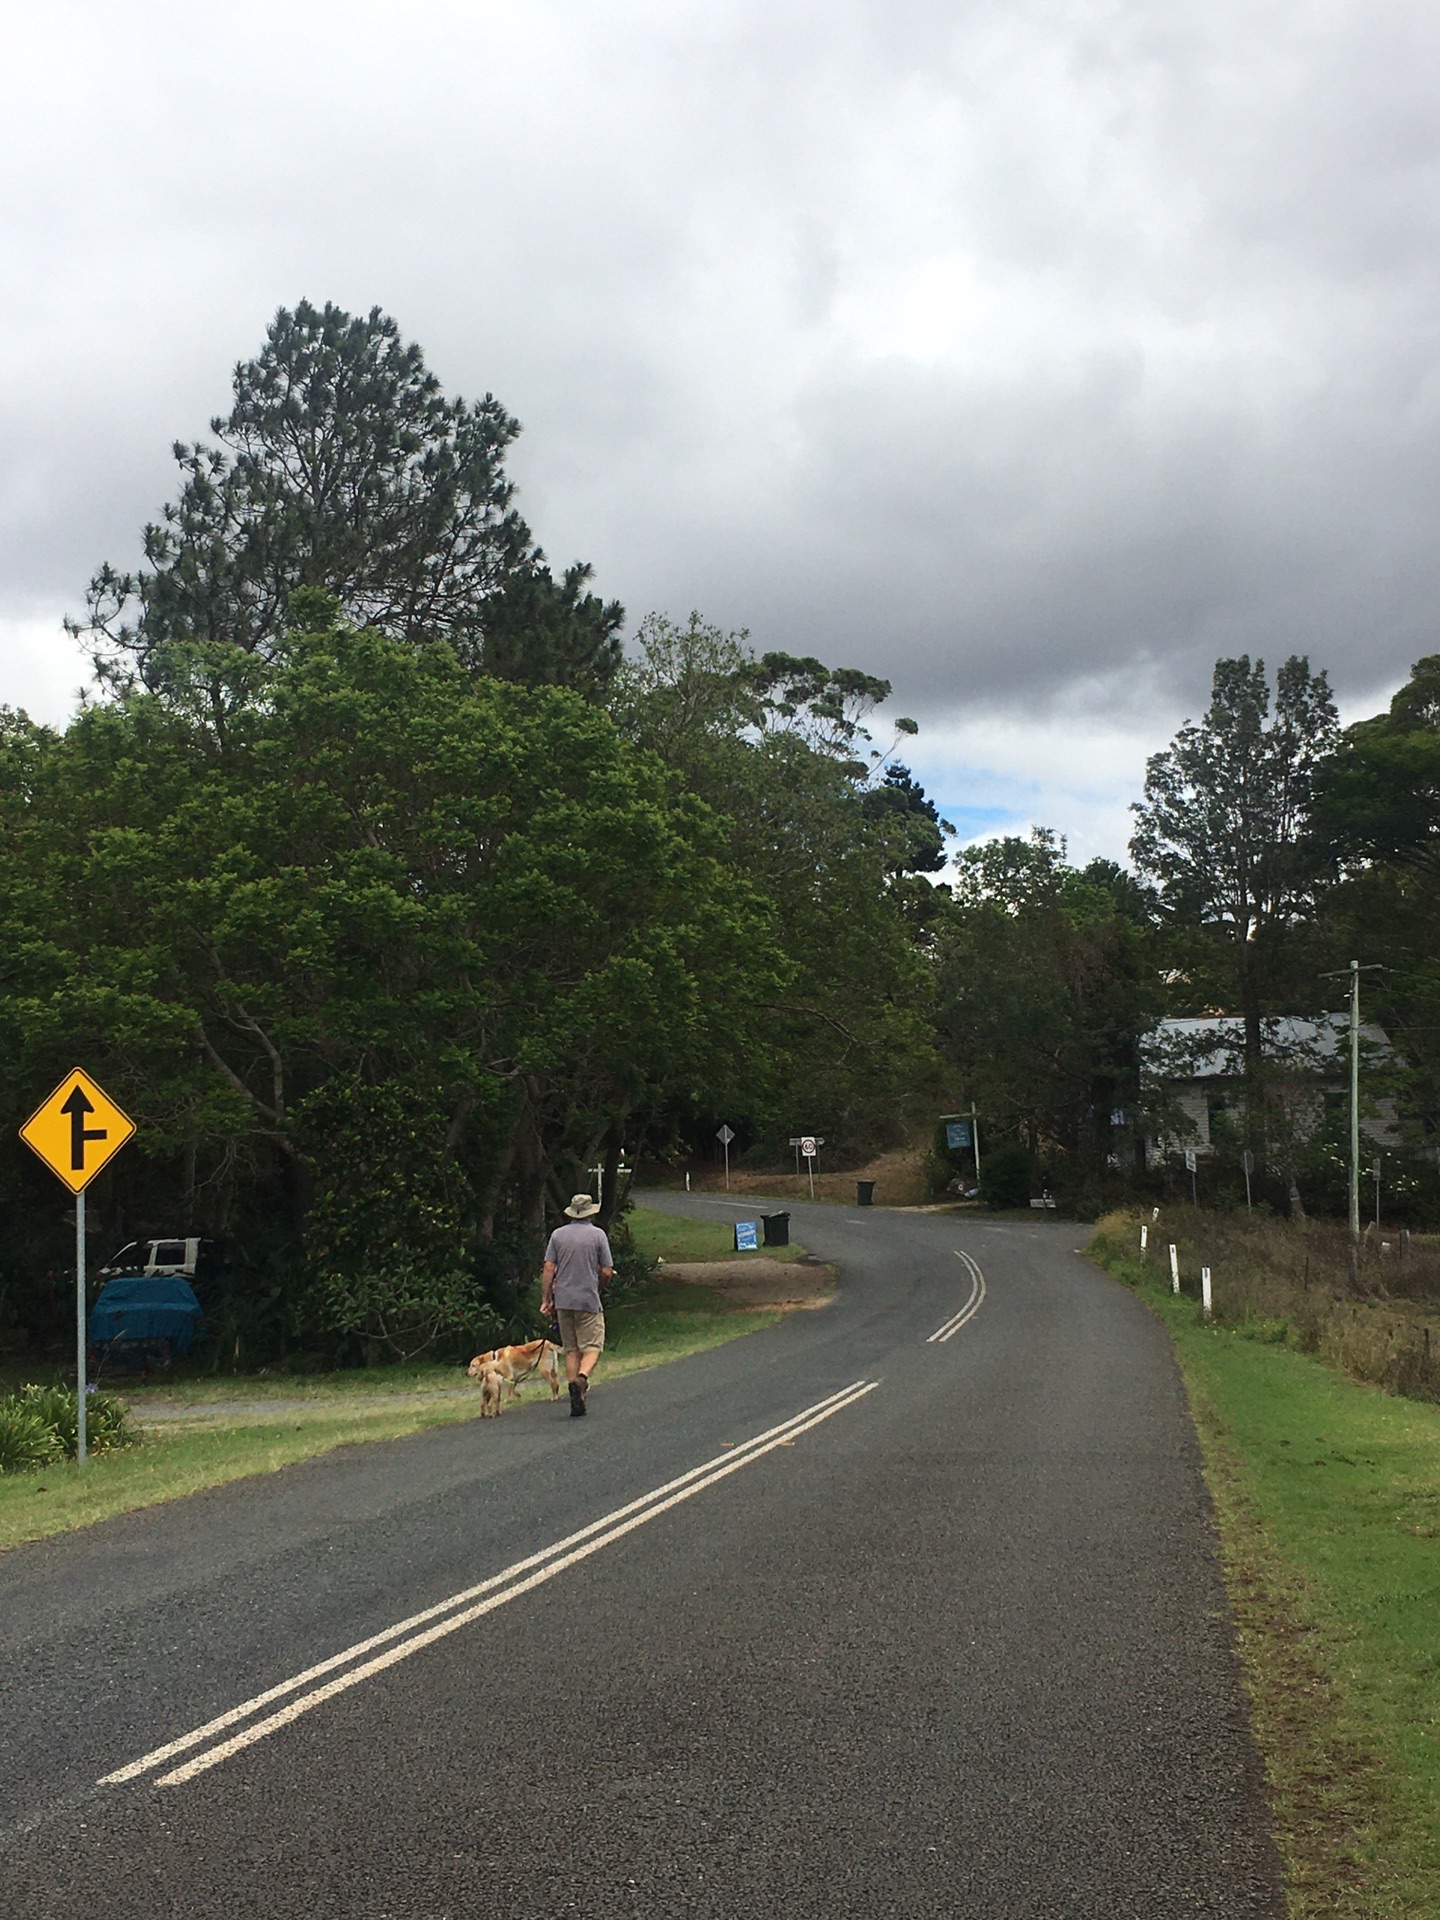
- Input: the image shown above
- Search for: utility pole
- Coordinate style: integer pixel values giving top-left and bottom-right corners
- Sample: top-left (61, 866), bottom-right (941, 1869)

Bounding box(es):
top-left (1348, 959), bottom-right (1360, 1284)
top-left (1325, 960), bottom-right (1380, 1290)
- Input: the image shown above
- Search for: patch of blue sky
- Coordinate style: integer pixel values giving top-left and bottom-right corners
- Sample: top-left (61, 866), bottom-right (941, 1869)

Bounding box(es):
top-left (932, 801), bottom-right (1019, 842)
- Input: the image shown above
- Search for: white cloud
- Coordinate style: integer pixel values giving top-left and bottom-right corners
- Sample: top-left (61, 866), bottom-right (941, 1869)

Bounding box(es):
top-left (0, 612), bottom-right (92, 729)
top-left (2, 0), bottom-right (1437, 847)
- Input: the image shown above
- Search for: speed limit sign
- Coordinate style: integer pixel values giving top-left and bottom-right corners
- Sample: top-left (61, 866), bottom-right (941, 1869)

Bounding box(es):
top-left (800, 1136), bottom-right (817, 1158)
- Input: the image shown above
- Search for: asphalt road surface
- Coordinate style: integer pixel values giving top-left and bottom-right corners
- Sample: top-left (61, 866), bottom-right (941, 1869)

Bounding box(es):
top-left (0, 1196), bottom-right (1283, 1918)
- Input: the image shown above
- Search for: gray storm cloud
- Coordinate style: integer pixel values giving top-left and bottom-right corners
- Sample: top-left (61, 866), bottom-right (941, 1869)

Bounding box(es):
top-left (2, 0), bottom-right (1436, 794)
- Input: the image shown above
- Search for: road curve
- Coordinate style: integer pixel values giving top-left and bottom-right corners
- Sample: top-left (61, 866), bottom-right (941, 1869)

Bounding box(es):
top-left (0, 1195), bottom-right (1282, 1918)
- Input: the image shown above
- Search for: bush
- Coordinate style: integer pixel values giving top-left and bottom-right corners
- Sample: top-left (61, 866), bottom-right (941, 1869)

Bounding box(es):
top-left (0, 1403), bottom-right (62, 1474)
top-left (980, 1142), bottom-right (1033, 1211)
top-left (0, 1384), bottom-right (135, 1465)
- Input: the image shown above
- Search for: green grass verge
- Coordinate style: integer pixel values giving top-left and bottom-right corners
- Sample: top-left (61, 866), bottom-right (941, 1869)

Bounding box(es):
top-left (1091, 1221), bottom-right (1440, 1918)
top-left (628, 1204), bottom-right (807, 1265)
top-left (0, 1284), bottom-right (781, 1554)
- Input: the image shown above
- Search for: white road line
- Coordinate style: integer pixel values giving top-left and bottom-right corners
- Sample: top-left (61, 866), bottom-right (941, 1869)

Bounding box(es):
top-left (926, 1252), bottom-right (987, 1343)
top-left (101, 1379), bottom-right (878, 1791)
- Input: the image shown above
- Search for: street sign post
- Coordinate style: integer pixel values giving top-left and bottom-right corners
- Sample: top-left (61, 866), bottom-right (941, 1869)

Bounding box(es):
top-left (1183, 1146), bottom-right (1198, 1205)
top-left (20, 1069), bottom-right (135, 1464)
top-left (801, 1135), bottom-right (818, 1199)
top-left (940, 1105), bottom-right (982, 1187)
top-left (716, 1123), bottom-right (735, 1190)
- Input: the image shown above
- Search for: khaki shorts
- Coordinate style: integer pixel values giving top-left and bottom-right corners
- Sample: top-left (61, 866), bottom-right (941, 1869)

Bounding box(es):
top-left (556, 1308), bottom-right (605, 1355)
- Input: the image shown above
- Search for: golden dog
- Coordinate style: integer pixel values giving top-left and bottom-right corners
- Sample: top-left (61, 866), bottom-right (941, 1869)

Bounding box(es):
top-left (467, 1338), bottom-right (561, 1403)
top-left (477, 1362), bottom-right (506, 1418)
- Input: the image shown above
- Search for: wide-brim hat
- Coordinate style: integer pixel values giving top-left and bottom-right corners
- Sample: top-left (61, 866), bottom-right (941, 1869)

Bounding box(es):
top-left (564, 1193), bottom-right (601, 1219)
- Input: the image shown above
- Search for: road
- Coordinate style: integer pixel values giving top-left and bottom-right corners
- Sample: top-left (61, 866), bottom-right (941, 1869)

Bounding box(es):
top-left (0, 1195), bottom-right (1282, 1918)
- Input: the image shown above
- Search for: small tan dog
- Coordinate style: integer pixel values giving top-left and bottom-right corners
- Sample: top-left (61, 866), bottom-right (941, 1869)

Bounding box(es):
top-left (467, 1338), bottom-right (561, 1404)
top-left (476, 1362), bottom-right (507, 1419)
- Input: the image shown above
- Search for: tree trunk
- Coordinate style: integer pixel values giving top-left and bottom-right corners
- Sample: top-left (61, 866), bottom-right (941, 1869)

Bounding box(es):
top-left (598, 1117), bottom-right (626, 1230)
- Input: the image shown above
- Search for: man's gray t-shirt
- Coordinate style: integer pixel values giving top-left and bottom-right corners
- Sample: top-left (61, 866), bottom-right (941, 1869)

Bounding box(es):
top-left (544, 1221), bottom-right (614, 1313)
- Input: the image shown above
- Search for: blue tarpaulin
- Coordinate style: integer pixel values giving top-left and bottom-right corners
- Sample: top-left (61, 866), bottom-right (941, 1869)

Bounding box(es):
top-left (88, 1275), bottom-right (205, 1354)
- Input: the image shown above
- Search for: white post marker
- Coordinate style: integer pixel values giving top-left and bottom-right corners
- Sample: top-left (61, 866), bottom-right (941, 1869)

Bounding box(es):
top-left (716, 1124), bottom-right (735, 1191)
top-left (1201, 1266), bottom-right (1213, 1320)
top-left (1169, 1243), bottom-right (1180, 1294)
top-left (1140, 1223), bottom-right (1148, 1254)
top-left (19, 1068), bottom-right (136, 1465)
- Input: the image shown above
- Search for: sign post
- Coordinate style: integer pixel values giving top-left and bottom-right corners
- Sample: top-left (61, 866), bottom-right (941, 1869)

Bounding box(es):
top-left (1241, 1148), bottom-right (1254, 1213)
top-left (801, 1136), bottom-right (818, 1199)
top-left (716, 1124), bottom-right (735, 1191)
top-left (941, 1108), bottom-right (982, 1188)
top-left (20, 1069), bottom-right (135, 1463)
top-left (1184, 1146), bottom-right (1198, 1207)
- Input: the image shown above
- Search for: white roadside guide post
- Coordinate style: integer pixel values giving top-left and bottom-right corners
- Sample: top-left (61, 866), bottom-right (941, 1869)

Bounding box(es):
top-left (716, 1124), bottom-right (735, 1191)
top-left (1201, 1266), bottom-right (1213, 1320)
top-left (1169, 1243), bottom-right (1181, 1295)
top-left (1140, 1223), bottom-right (1148, 1255)
top-left (19, 1069), bottom-right (136, 1465)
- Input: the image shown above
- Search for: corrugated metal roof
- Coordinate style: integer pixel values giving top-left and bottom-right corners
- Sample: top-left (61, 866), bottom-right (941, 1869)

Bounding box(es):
top-left (1147, 1014), bottom-right (1392, 1080)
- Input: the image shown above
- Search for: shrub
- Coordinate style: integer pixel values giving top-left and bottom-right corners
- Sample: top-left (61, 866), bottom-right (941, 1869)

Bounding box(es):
top-left (0, 1403), bottom-right (62, 1474)
top-left (5, 1384), bottom-right (135, 1460)
top-left (980, 1142), bottom-right (1033, 1211)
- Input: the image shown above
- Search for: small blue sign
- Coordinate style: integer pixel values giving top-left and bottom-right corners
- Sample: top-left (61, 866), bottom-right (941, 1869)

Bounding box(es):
top-left (734, 1220), bottom-right (759, 1251)
top-left (945, 1121), bottom-right (972, 1150)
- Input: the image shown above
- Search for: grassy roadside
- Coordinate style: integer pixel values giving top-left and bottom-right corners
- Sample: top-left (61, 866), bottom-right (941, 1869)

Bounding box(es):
top-left (627, 1204), bottom-right (807, 1265)
top-left (0, 1216), bottom-right (785, 1553)
top-left (1091, 1216), bottom-right (1440, 1917)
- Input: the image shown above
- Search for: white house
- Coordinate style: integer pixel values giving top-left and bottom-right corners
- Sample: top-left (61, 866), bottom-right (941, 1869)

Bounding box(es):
top-left (1142, 1014), bottom-right (1396, 1163)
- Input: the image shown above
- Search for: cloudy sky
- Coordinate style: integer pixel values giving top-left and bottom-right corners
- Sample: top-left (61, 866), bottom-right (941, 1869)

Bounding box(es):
top-left (3, 0), bottom-right (1436, 860)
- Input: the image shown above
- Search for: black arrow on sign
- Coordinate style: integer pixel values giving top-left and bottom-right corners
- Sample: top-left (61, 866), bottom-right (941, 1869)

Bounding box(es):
top-left (60, 1086), bottom-right (108, 1172)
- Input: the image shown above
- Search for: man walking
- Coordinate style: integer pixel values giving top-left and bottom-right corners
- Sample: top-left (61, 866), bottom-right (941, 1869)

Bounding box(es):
top-left (541, 1194), bottom-right (614, 1417)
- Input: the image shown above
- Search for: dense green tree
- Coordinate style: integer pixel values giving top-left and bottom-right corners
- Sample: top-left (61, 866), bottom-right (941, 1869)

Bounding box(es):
top-left (932, 831), bottom-right (1159, 1175)
top-left (68, 301), bottom-right (616, 696)
top-left (616, 613), bottom-right (939, 1152)
top-left (1312, 655), bottom-right (1440, 1148)
top-left (1130, 655), bottom-right (1339, 1104)
top-left (1314, 654), bottom-right (1440, 875)
top-left (0, 606), bottom-right (778, 1353)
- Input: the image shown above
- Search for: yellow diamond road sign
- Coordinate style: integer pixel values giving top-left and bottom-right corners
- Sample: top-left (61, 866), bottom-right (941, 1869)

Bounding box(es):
top-left (20, 1069), bottom-right (135, 1194)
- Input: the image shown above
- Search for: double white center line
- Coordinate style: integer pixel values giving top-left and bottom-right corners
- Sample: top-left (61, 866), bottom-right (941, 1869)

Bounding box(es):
top-left (927, 1252), bottom-right (986, 1343)
top-left (101, 1378), bottom-right (878, 1791)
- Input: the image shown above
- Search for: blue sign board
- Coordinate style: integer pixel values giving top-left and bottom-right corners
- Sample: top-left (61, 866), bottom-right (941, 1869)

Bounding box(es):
top-left (945, 1121), bottom-right (972, 1150)
top-left (734, 1220), bottom-right (759, 1251)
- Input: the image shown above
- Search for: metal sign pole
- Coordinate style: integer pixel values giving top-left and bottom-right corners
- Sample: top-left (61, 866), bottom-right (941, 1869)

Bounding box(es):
top-left (970, 1102), bottom-right (982, 1187)
top-left (75, 1188), bottom-right (87, 1465)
